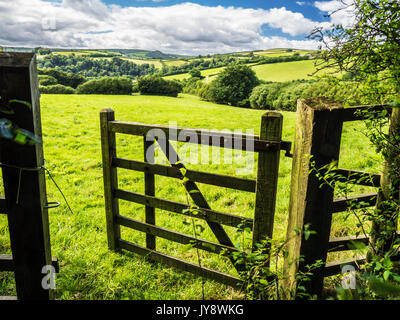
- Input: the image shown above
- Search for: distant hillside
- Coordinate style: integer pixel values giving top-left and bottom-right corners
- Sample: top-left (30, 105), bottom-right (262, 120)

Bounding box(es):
top-left (102, 49), bottom-right (190, 60)
top-left (46, 48), bottom-right (191, 60)
top-left (0, 46), bottom-right (191, 60)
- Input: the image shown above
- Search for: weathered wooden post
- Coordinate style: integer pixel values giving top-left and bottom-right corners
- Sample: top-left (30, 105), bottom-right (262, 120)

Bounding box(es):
top-left (100, 108), bottom-right (121, 251)
top-left (283, 98), bottom-right (344, 298)
top-left (144, 136), bottom-right (156, 250)
top-left (0, 52), bottom-right (53, 299)
top-left (371, 107), bottom-right (400, 256)
top-left (252, 112), bottom-right (283, 251)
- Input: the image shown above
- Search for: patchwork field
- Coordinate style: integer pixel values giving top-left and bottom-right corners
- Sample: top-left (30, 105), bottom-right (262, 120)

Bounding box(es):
top-left (163, 60), bottom-right (323, 82)
top-left (251, 59), bottom-right (321, 82)
top-left (0, 93), bottom-right (381, 299)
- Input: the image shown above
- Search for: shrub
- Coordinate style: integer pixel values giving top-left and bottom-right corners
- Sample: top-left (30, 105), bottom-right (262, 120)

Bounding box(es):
top-left (132, 81), bottom-right (140, 93)
top-left (302, 80), bottom-right (363, 106)
top-left (38, 75), bottom-right (58, 86)
top-left (181, 77), bottom-right (207, 95)
top-left (40, 84), bottom-right (76, 94)
top-left (137, 75), bottom-right (182, 97)
top-left (203, 64), bottom-right (260, 107)
top-left (38, 68), bottom-right (86, 88)
top-left (250, 82), bottom-right (288, 110)
top-left (250, 79), bottom-right (364, 111)
top-left (198, 83), bottom-right (212, 101)
top-left (273, 81), bottom-right (312, 111)
top-left (76, 77), bottom-right (133, 95)
top-left (189, 68), bottom-right (202, 78)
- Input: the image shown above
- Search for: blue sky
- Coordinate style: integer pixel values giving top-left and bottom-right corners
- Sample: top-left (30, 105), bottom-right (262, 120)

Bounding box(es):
top-left (102, 0), bottom-right (330, 21)
top-left (0, 0), bottom-right (350, 55)
top-left (100, 0), bottom-right (333, 41)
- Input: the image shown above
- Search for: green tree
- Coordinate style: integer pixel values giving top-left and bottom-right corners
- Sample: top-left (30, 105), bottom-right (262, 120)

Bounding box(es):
top-left (311, 0), bottom-right (400, 102)
top-left (38, 75), bottom-right (58, 86)
top-left (206, 64), bottom-right (260, 107)
top-left (137, 75), bottom-right (182, 97)
top-left (38, 68), bottom-right (86, 89)
top-left (76, 77), bottom-right (133, 95)
top-left (40, 84), bottom-right (76, 94)
top-left (311, 0), bottom-right (400, 280)
top-left (189, 68), bottom-right (202, 78)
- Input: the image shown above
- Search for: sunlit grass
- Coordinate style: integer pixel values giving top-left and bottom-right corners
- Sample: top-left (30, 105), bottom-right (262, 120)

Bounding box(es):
top-left (0, 93), bottom-right (381, 299)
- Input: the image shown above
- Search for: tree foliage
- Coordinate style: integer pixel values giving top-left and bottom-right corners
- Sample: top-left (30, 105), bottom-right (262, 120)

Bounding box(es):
top-left (38, 68), bottom-right (86, 88)
top-left (249, 79), bottom-right (363, 111)
top-left (311, 0), bottom-right (400, 101)
top-left (137, 75), bottom-right (182, 97)
top-left (40, 84), bottom-right (76, 94)
top-left (189, 68), bottom-right (202, 78)
top-left (76, 77), bottom-right (133, 95)
top-left (38, 74), bottom-right (58, 86)
top-left (38, 55), bottom-right (156, 79)
top-left (203, 64), bottom-right (260, 107)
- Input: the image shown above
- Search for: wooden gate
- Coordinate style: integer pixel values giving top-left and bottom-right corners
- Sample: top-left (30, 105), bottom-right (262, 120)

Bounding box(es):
top-left (100, 108), bottom-right (291, 287)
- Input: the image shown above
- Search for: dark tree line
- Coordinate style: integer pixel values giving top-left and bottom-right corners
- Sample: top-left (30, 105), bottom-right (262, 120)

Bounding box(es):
top-left (37, 55), bottom-right (156, 79)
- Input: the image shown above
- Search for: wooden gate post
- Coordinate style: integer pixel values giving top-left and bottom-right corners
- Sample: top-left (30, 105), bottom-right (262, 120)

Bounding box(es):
top-left (144, 136), bottom-right (156, 250)
top-left (371, 107), bottom-right (400, 255)
top-left (253, 111), bottom-right (283, 250)
top-left (283, 98), bottom-right (344, 298)
top-left (0, 52), bottom-right (53, 300)
top-left (100, 108), bottom-right (121, 251)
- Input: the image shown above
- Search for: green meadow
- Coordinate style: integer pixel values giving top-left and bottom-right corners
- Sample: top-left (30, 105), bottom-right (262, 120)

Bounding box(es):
top-left (164, 60), bottom-right (323, 82)
top-left (0, 93), bottom-right (381, 299)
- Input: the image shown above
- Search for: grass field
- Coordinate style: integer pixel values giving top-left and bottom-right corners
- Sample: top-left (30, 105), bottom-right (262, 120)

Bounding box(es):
top-left (52, 50), bottom-right (119, 57)
top-left (251, 60), bottom-right (321, 82)
top-left (163, 59), bottom-right (189, 67)
top-left (122, 57), bottom-right (163, 68)
top-left (164, 60), bottom-right (325, 82)
top-left (0, 93), bottom-right (381, 299)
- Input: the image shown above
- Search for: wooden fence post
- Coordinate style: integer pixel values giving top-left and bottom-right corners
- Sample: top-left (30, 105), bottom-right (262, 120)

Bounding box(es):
top-left (283, 98), bottom-right (344, 298)
top-left (0, 52), bottom-right (53, 300)
top-left (371, 107), bottom-right (400, 255)
top-left (100, 108), bottom-right (121, 251)
top-left (253, 111), bottom-right (283, 250)
top-left (144, 136), bottom-right (156, 250)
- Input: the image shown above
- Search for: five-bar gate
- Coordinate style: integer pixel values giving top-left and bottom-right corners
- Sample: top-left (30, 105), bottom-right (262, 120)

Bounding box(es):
top-left (100, 108), bottom-right (291, 286)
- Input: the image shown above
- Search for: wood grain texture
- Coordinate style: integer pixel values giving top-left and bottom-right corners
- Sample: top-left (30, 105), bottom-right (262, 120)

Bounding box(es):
top-left (100, 109), bottom-right (121, 251)
top-left (252, 112), bottom-right (282, 251)
top-left (283, 98), bottom-right (344, 298)
top-left (109, 120), bottom-right (288, 152)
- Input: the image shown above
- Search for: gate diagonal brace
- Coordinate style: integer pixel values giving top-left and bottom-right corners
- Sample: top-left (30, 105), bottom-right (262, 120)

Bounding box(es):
top-left (154, 137), bottom-right (246, 273)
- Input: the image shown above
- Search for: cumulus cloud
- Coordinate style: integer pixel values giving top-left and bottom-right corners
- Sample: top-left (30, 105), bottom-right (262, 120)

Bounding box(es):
top-left (0, 0), bottom-right (324, 55)
top-left (314, 0), bottom-right (356, 28)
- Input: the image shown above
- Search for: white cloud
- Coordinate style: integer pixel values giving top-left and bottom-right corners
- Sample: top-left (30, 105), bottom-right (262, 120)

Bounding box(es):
top-left (0, 0), bottom-right (323, 55)
top-left (314, 0), bottom-right (356, 27)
